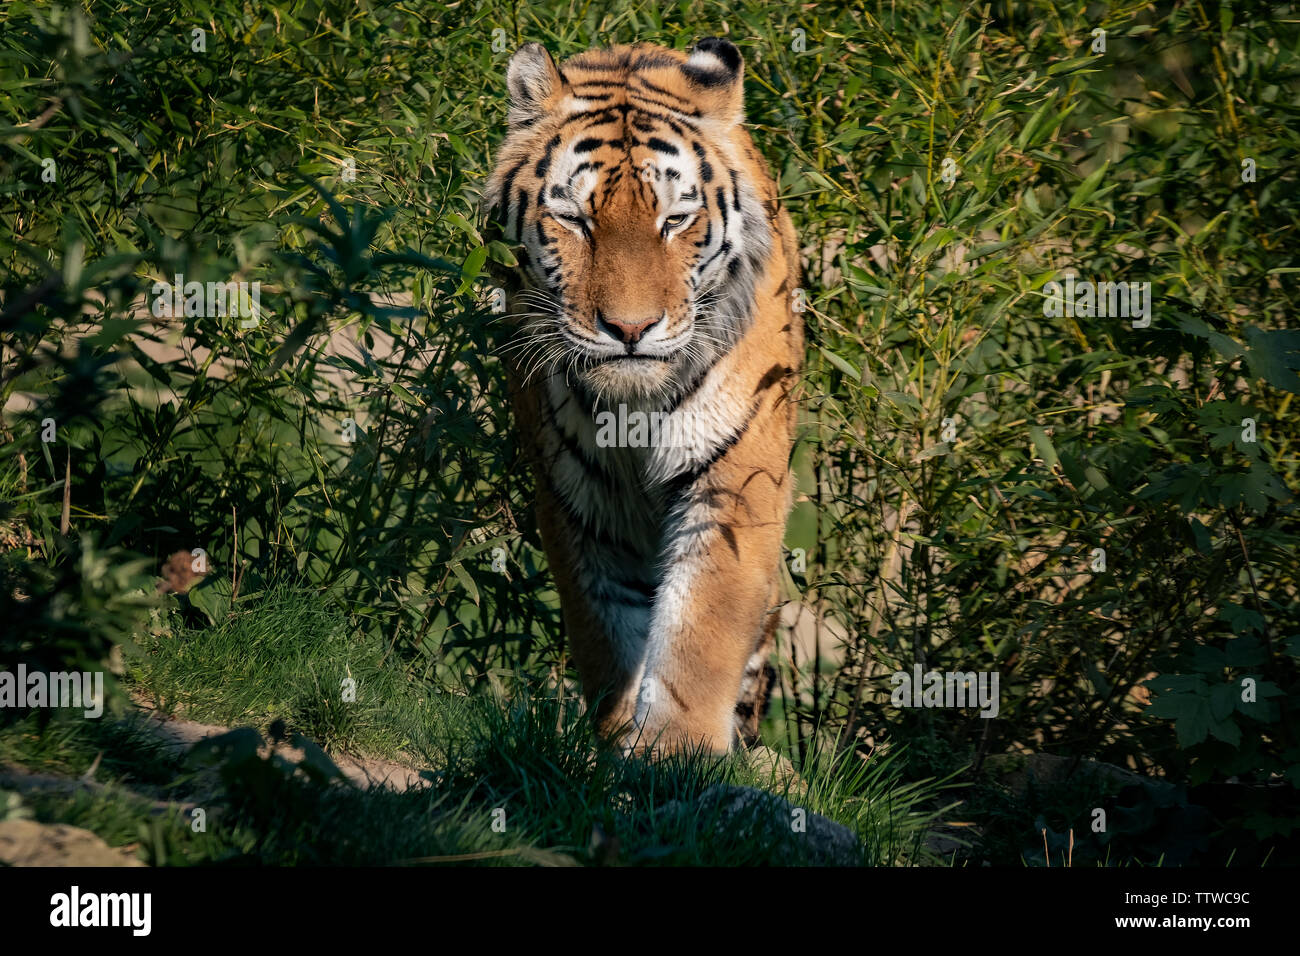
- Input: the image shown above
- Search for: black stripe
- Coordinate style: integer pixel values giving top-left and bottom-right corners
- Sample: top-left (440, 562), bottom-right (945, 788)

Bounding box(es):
top-left (634, 109), bottom-right (695, 134)
top-left (666, 398), bottom-right (761, 498)
top-left (632, 76), bottom-right (694, 107)
top-left (549, 481), bottom-right (646, 558)
top-left (628, 94), bottom-right (697, 124)
top-left (571, 98), bottom-right (698, 132)
top-left (662, 354), bottom-right (721, 413)
top-left (497, 158), bottom-right (528, 235)
top-left (554, 424), bottom-right (615, 489)
top-left (563, 107), bottom-right (621, 131)
top-left (535, 134), bottom-right (562, 178)
top-left (629, 52), bottom-right (681, 71)
top-left (570, 377), bottom-right (601, 412)
top-left (608, 573), bottom-right (657, 599)
top-left (729, 169), bottom-right (742, 211)
top-left (589, 579), bottom-right (654, 607)
top-left (570, 52), bottom-right (679, 74)
top-left (516, 188), bottom-right (530, 228)
top-left (592, 592), bottom-right (651, 609)
top-left (647, 137), bottom-right (679, 155)
top-left (542, 389), bottom-right (618, 491)
top-left (691, 142), bottom-right (714, 183)
top-left (695, 219), bottom-right (712, 250)
top-left (682, 62), bottom-right (733, 89)
top-left (699, 238), bottom-right (732, 273)
top-left (567, 60), bottom-right (632, 74)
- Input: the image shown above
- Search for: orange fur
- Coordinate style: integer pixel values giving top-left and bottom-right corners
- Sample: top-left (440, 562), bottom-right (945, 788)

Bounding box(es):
top-left (485, 40), bottom-right (802, 754)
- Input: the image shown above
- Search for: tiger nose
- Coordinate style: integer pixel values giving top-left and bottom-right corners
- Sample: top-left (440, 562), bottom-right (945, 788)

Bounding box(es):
top-left (597, 308), bottom-right (661, 345)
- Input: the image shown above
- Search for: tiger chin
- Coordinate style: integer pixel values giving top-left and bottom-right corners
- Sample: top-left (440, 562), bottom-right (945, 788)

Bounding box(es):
top-left (484, 38), bottom-right (804, 756)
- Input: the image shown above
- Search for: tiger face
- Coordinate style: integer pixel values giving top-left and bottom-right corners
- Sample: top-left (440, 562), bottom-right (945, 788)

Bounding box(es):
top-left (487, 40), bottom-right (774, 402)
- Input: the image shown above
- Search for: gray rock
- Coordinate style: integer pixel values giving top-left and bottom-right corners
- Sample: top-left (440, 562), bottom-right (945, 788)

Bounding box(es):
top-left (663, 784), bottom-right (864, 866)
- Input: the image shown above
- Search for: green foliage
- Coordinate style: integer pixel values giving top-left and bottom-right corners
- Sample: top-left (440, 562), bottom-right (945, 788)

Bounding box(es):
top-left (1, 0), bottom-right (1298, 861)
top-left (1, 695), bottom-right (949, 865)
top-left (0, 534), bottom-right (156, 722)
top-left (130, 584), bottom-right (449, 760)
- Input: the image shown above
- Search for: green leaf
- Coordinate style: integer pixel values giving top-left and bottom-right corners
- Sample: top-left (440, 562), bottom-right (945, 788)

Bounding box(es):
top-left (1175, 701), bottom-right (1210, 747)
top-left (915, 442), bottom-right (951, 462)
top-left (1083, 465), bottom-right (1109, 491)
top-left (1225, 636), bottom-right (1267, 668)
top-left (1028, 425), bottom-right (1059, 471)
top-left (819, 346), bottom-right (863, 383)
top-left (455, 246), bottom-right (489, 296)
top-left (1218, 604), bottom-right (1266, 637)
top-left (448, 561), bottom-right (480, 606)
top-left (1206, 714), bottom-right (1241, 747)
top-left (1069, 161), bottom-right (1109, 209)
top-left (444, 211), bottom-right (481, 241)
top-left (1209, 683), bottom-right (1237, 722)
top-left (1016, 96), bottom-right (1054, 151)
top-left (1236, 461), bottom-right (1288, 512)
top-left (187, 574), bottom-right (233, 627)
top-left (1047, 55), bottom-right (1099, 76)
top-left (1057, 450), bottom-right (1087, 489)
top-left (1243, 326), bottom-right (1300, 394)
top-left (389, 382), bottom-right (423, 408)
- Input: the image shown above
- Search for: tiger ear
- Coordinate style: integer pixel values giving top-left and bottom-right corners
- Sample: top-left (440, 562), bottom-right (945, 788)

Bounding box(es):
top-left (507, 43), bottom-right (567, 126)
top-left (681, 38), bottom-right (745, 125)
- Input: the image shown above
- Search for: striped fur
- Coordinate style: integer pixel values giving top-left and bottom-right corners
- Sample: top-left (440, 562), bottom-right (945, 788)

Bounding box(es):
top-left (484, 39), bottom-right (803, 754)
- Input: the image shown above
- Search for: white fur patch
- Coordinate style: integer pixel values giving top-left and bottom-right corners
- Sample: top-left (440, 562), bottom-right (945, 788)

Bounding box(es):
top-left (644, 359), bottom-right (749, 485)
top-left (684, 49), bottom-right (729, 75)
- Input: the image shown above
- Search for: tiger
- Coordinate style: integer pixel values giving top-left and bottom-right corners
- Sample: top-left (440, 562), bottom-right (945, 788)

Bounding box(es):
top-left (483, 38), bottom-right (803, 755)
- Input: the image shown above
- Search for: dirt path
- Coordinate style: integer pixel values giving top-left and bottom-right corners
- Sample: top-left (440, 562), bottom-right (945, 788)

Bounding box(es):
top-left (137, 708), bottom-right (431, 792)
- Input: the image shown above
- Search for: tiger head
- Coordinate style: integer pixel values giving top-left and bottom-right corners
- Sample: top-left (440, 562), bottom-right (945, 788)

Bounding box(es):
top-left (485, 39), bottom-right (774, 402)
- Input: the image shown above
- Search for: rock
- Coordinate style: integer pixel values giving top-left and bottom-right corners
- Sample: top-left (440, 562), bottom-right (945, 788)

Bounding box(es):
top-left (662, 784), bottom-right (863, 865)
top-left (141, 711), bottom-right (430, 793)
top-left (0, 819), bottom-right (144, 866)
top-left (984, 752), bottom-right (1179, 801)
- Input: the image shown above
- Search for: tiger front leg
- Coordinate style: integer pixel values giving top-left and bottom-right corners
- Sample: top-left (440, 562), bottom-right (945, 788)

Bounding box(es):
top-left (629, 463), bottom-right (790, 755)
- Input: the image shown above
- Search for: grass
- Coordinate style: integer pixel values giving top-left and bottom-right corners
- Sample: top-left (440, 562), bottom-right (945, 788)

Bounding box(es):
top-left (6, 589), bottom-right (957, 867)
top-left (1, 684), bottom-right (955, 866)
top-left (128, 584), bottom-right (448, 762)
